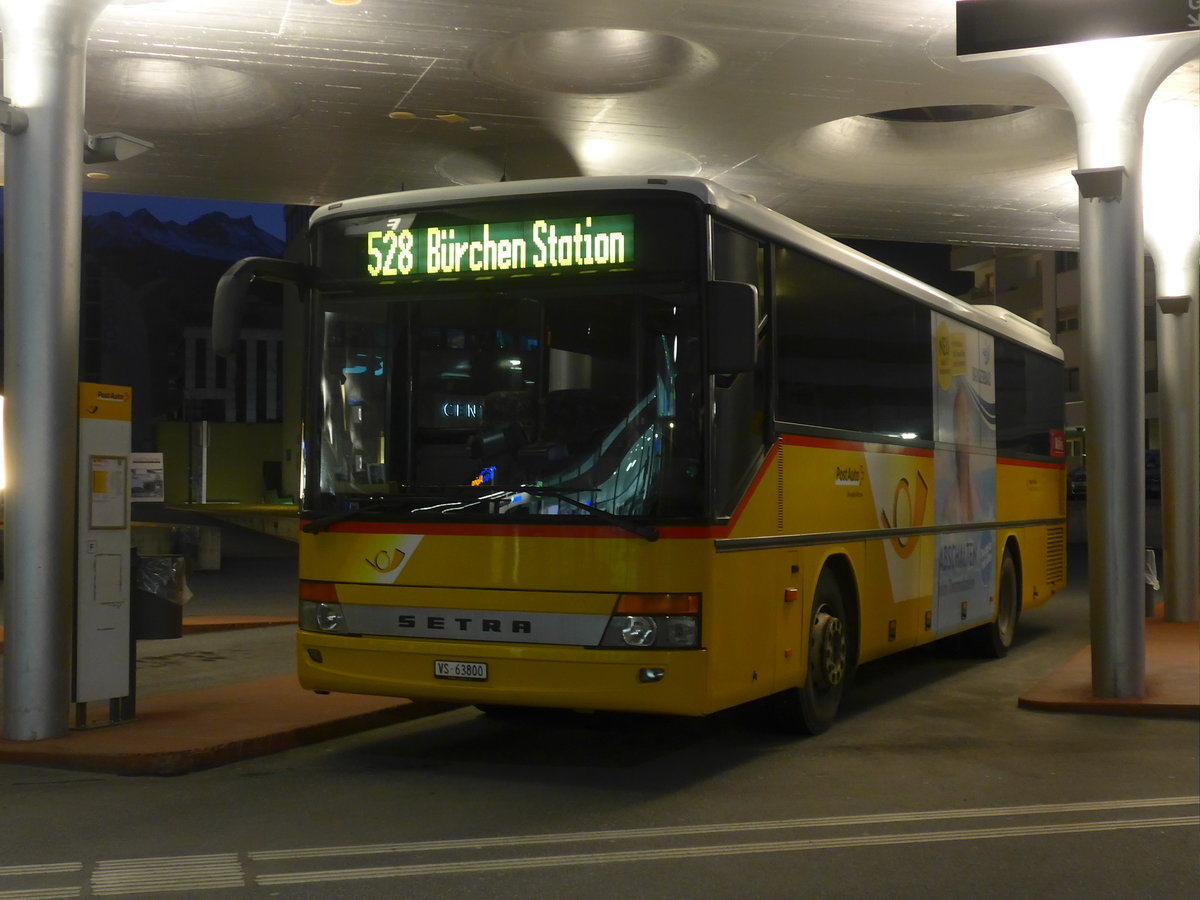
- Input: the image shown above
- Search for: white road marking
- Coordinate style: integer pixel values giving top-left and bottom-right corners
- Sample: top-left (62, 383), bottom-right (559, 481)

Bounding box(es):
top-left (0, 865), bottom-right (82, 878)
top-left (7, 797), bottom-right (1197, 897)
top-left (0, 862), bottom-right (83, 900)
top-left (91, 854), bottom-right (243, 895)
top-left (248, 794), bottom-right (1200, 861)
top-left (255, 815), bottom-right (1200, 886)
top-left (0, 888), bottom-right (80, 900)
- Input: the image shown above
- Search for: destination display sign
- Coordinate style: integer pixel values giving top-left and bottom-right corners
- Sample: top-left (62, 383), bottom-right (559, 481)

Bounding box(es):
top-left (956, 0), bottom-right (1194, 57)
top-left (365, 214), bottom-right (635, 279)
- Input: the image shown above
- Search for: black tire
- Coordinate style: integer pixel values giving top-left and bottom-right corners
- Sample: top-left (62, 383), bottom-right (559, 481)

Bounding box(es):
top-left (966, 549), bottom-right (1020, 658)
top-left (766, 567), bottom-right (855, 735)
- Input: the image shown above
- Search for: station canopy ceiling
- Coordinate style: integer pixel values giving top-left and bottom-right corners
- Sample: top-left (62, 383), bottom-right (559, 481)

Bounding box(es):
top-left (3, 0), bottom-right (1197, 248)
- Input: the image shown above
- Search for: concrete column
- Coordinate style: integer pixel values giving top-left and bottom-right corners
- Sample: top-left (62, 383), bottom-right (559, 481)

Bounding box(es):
top-left (1, 0), bottom-right (110, 740)
top-left (1020, 35), bottom-right (1197, 698)
top-left (1144, 98), bottom-right (1200, 624)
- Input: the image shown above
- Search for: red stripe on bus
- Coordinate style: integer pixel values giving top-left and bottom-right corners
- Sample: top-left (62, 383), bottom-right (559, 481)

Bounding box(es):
top-left (779, 434), bottom-right (934, 457)
top-left (999, 456), bottom-right (1066, 470)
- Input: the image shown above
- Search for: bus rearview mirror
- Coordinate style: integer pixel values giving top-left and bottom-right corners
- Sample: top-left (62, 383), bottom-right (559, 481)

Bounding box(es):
top-left (213, 257), bottom-right (309, 356)
top-left (707, 281), bottom-right (758, 374)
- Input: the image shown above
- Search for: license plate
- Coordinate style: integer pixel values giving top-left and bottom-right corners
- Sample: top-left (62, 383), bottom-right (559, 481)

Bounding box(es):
top-left (434, 660), bottom-right (488, 681)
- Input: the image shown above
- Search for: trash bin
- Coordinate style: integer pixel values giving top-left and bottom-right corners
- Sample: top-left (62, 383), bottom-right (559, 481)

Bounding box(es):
top-left (131, 551), bottom-right (190, 640)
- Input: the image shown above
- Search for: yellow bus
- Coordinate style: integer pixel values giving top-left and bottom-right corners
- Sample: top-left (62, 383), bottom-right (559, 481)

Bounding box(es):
top-left (216, 176), bottom-right (1066, 733)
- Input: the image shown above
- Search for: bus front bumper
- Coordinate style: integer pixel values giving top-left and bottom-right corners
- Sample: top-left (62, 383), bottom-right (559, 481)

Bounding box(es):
top-left (297, 631), bottom-right (712, 716)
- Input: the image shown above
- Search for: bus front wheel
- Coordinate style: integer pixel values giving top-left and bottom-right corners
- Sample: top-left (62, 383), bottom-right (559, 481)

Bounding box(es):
top-left (767, 568), bottom-right (854, 735)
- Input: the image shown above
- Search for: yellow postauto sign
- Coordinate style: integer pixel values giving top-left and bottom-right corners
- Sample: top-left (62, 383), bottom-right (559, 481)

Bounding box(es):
top-left (79, 382), bottom-right (132, 422)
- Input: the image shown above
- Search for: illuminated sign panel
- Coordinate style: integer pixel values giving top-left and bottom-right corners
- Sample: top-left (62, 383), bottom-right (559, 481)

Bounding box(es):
top-left (365, 214), bottom-right (635, 279)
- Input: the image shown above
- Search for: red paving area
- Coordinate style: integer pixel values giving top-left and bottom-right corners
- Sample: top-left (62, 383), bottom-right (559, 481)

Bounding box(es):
top-left (1018, 611), bottom-right (1200, 717)
top-left (0, 673), bottom-right (447, 776)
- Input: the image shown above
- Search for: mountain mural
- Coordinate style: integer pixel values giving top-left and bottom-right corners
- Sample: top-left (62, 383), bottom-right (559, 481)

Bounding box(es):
top-left (82, 208), bottom-right (286, 262)
top-left (0, 205), bottom-right (291, 447)
top-left (0, 207), bottom-right (285, 263)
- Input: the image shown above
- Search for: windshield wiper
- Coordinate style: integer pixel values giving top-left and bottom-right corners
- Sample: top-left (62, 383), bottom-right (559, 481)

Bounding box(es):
top-left (303, 488), bottom-right (660, 542)
top-left (511, 487), bottom-right (659, 542)
top-left (303, 488), bottom-right (513, 533)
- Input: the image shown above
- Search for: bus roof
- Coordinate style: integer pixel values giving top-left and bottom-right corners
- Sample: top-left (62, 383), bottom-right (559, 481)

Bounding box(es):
top-left (309, 176), bottom-right (1062, 360)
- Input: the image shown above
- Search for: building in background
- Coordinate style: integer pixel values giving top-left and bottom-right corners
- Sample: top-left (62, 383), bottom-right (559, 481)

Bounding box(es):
top-left (950, 246), bottom-right (1164, 472)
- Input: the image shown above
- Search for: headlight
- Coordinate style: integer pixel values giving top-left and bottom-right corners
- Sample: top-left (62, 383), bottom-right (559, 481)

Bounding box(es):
top-left (622, 616), bottom-right (657, 647)
top-left (599, 593), bottom-right (700, 649)
top-left (299, 581), bottom-right (348, 633)
top-left (300, 600), bottom-right (348, 633)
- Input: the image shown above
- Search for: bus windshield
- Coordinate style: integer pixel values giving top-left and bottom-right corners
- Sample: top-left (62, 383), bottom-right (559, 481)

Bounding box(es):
top-left (310, 286), bottom-right (704, 522)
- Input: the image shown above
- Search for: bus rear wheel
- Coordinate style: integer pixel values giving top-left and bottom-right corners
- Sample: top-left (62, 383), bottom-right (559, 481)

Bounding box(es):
top-left (767, 568), bottom-right (854, 735)
top-left (966, 549), bottom-right (1020, 658)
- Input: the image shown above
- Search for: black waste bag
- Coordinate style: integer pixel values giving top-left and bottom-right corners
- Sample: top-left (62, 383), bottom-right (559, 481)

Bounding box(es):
top-left (131, 551), bottom-right (190, 640)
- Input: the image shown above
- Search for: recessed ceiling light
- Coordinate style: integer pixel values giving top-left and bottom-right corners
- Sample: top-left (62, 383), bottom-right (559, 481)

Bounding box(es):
top-left (87, 58), bottom-right (301, 132)
top-left (865, 105), bottom-right (1033, 123)
top-left (474, 28), bottom-right (716, 95)
top-left (582, 140), bottom-right (614, 163)
top-left (327, 0), bottom-right (362, 6)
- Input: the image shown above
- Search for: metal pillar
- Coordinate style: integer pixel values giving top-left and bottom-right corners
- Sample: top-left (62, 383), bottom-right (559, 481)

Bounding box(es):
top-left (1152, 280), bottom-right (1200, 623)
top-left (1020, 35), bottom-right (1197, 697)
top-left (1144, 100), bottom-right (1200, 625)
top-left (1, 0), bottom-right (110, 740)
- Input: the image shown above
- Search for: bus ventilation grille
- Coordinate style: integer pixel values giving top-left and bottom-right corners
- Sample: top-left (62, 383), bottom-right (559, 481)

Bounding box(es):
top-left (1046, 525), bottom-right (1066, 585)
top-left (776, 439), bottom-right (784, 533)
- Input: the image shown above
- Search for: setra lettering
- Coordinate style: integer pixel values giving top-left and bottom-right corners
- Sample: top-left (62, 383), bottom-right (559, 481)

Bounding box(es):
top-left (396, 612), bottom-right (533, 635)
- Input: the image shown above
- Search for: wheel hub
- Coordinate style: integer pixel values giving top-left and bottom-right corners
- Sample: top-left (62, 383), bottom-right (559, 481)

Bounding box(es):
top-left (811, 610), bottom-right (847, 691)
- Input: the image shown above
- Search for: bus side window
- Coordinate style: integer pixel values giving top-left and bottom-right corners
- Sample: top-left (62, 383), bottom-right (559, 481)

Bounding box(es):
top-left (774, 246), bottom-right (932, 441)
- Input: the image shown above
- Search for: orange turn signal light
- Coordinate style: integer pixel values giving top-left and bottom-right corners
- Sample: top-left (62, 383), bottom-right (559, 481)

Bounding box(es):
top-left (299, 580), bottom-right (339, 603)
top-left (614, 593), bottom-right (700, 615)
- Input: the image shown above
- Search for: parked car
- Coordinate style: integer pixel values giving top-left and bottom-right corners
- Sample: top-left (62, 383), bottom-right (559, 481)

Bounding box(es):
top-left (1066, 450), bottom-right (1160, 499)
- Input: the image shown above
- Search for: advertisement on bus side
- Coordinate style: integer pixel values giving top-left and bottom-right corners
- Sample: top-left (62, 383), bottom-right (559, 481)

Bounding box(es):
top-left (932, 314), bottom-right (997, 636)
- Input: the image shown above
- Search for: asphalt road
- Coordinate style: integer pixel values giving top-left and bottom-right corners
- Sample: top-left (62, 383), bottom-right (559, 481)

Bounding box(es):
top-left (1, 546), bottom-right (1197, 899)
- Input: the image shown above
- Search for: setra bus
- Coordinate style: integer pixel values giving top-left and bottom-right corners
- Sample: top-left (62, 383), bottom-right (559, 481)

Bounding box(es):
top-left (214, 176), bottom-right (1066, 734)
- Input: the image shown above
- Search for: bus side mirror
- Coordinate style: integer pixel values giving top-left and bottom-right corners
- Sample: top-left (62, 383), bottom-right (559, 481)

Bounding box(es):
top-left (706, 280), bottom-right (758, 374)
top-left (213, 257), bottom-right (309, 355)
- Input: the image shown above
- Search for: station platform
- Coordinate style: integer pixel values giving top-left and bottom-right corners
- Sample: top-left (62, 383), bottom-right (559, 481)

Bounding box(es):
top-left (0, 508), bottom-right (1196, 776)
top-left (0, 616), bottom-right (449, 776)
